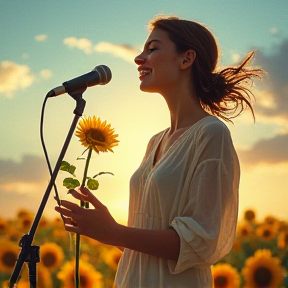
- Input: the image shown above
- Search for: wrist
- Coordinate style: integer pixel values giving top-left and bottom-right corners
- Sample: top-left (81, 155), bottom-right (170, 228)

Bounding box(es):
top-left (110, 223), bottom-right (127, 247)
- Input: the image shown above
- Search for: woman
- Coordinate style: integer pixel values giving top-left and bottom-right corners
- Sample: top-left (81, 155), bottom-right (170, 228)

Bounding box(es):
top-left (55, 15), bottom-right (265, 287)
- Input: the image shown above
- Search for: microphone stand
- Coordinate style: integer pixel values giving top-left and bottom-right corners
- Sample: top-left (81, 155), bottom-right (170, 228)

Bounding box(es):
top-left (9, 89), bottom-right (86, 288)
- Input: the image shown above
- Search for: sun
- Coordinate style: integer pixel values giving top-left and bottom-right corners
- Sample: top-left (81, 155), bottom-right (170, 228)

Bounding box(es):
top-left (75, 116), bottom-right (119, 153)
top-left (242, 249), bottom-right (285, 288)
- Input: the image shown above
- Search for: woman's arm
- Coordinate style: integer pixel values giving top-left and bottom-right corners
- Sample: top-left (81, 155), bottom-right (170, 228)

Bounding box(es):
top-left (54, 187), bottom-right (180, 262)
top-left (114, 225), bottom-right (180, 261)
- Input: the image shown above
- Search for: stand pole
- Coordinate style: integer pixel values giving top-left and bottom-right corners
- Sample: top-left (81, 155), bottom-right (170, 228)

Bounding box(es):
top-left (9, 96), bottom-right (86, 288)
top-left (26, 246), bottom-right (40, 288)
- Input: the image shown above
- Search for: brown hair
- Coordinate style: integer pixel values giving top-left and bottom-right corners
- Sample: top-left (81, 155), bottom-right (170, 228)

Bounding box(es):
top-left (148, 15), bottom-right (267, 122)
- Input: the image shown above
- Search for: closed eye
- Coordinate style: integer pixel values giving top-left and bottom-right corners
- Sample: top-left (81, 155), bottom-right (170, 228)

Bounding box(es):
top-left (148, 48), bottom-right (157, 54)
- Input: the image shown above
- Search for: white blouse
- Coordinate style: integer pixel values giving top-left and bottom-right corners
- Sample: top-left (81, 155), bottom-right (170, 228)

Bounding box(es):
top-left (114, 116), bottom-right (240, 288)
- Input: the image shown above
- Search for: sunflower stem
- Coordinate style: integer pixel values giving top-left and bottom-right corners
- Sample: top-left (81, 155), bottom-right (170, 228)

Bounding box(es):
top-left (75, 147), bottom-right (92, 288)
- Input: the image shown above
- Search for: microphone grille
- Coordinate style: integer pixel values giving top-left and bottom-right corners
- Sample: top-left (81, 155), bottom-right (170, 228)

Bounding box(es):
top-left (93, 65), bottom-right (112, 85)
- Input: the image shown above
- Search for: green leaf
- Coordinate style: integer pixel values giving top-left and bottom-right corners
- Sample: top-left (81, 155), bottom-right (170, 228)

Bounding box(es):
top-left (93, 172), bottom-right (114, 178)
top-left (63, 177), bottom-right (80, 189)
top-left (60, 161), bottom-right (77, 176)
top-left (87, 178), bottom-right (99, 190)
top-left (60, 161), bottom-right (71, 172)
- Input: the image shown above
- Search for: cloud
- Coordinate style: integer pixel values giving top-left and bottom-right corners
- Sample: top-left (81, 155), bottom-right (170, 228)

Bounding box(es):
top-left (40, 69), bottom-right (52, 79)
top-left (35, 34), bottom-right (48, 41)
top-left (94, 42), bottom-right (140, 63)
top-left (252, 38), bottom-right (288, 120)
top-left (62, 36), bottom-right (140, 63)
top-left (238, 133), bottom-right (288, 165)
top-left (63, 37), bottom-right (93, 54)
top-left (0, 155), bottom-right (50, 194)
top-left (0, 155), bottom-right (49, 184)
top-left (269, 27), bottom-right (279, 35)
top-left (0, 61), bottom-right (35, 98)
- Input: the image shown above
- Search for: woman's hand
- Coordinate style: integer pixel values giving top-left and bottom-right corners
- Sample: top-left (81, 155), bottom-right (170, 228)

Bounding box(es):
top-left (54, 187), bottom-right (120, 246)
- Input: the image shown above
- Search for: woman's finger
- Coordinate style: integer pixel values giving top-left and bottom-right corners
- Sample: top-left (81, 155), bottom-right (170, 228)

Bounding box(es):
top-left (78, 186), bottom-right (107, 210)
top-left (68, 188), bottom-right (89, 202)
top-left (54, 200), bottom-right (81, 219)
top-left (55, 206), bottom-right (73, 219)
top-left (64, 223), bottom-right (79, 233)
top-left (59, 199), bottom-right (80, 211)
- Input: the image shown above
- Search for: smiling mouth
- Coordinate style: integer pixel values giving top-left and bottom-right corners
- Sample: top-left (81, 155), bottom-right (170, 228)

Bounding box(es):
top-left (139, 69), bottom-right (152, 77)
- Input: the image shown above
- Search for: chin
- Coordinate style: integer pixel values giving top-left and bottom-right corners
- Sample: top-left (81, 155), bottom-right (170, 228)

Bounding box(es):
top-left (139, 83), bottom-right (158, 93)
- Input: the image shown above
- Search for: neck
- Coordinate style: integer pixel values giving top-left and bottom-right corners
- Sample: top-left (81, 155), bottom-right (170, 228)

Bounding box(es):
top-left (161, 87), bottom-right (209, 134)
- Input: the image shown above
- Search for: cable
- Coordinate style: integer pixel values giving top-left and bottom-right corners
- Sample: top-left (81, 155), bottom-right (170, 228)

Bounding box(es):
top-left (40, 95), bottom-right (62, 207)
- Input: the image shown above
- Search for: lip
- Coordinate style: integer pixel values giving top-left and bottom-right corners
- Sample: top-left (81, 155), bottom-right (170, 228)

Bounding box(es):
top-left (138, 66), bottom-right (152, 80)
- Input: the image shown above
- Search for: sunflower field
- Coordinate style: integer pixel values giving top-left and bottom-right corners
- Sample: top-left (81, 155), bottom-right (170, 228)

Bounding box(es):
top-left (1, 209), bottom-right (288, 288)
top-left (0, 209), bottom-right (121, 288)
top-left (213, 209), bottom-right (288, 288)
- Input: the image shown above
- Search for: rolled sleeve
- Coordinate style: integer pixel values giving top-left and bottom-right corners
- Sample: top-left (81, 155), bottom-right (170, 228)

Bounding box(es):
top-left (168, 159), bottom-right (239, 274)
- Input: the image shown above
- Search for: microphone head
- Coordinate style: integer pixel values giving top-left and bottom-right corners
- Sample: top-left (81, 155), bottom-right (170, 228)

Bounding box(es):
top-left (93, 65), bottom-right (112, 85)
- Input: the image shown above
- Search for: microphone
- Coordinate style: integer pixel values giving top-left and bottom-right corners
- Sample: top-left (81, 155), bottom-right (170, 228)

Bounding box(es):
top-left (47, 65), bottom-right (112, 97)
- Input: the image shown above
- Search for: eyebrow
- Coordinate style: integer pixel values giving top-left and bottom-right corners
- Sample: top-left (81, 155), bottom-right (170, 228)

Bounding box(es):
top-left (144, 39), bottom-right (161, 49)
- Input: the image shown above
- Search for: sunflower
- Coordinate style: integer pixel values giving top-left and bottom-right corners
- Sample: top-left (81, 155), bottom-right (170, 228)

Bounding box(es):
top-left (0, 239), bottom-right (19, 274)
top-left (39, 242), bottom-right (64, 272)
top-left (57, 259), bottom-right (103, 288)
top-left (264, 215), bottom-right (279, 226)
top-left (37, 267), bottom-right (53, 288)
top-left (16, 208), bottom-right (33, 219)
top-left (52, 216), bottom-right (64, 228)
top-left (17, 212), bottom-right (34, 232)
top-left (75, 116), bottom-right (119, 153)
top-left (6, 226), bottom-right (22, 242)
top-left (101, 247), bottom-right (122, 270)
top-left (256, 223), bottom-right (277, 241)
top-left (0, 217), bottom-right (9, 235)
top-left (212, 263), bottom-right (240, 288)
top-left (1, 279), bottom-right (30, 288)
top-left (38, 216), bottom-right (49, 229)
top-left (242, 249), bottom-right (285, 288)
top-left (244, 209), bottom-right (256, 222)
top-left (236, 223), bottom-right (253, 238)
top-left (278, 229), bottom-right (288, 249)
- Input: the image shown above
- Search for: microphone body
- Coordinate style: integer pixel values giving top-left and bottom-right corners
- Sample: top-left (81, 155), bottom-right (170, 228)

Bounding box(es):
top-left (47, 65), bottom-right (112, 97)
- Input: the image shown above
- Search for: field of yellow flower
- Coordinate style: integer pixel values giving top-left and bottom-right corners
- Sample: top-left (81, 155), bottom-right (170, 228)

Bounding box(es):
top-left (0, 209), bottom-right (121, 288)
top-left (213, 210), bottom-right (288, 288)
top-left (1, 208), bottom-right (288, 288)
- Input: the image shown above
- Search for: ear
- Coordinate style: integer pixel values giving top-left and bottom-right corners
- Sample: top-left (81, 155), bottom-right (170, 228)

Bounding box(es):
top-left (180, 50), bottom-right (196, 70)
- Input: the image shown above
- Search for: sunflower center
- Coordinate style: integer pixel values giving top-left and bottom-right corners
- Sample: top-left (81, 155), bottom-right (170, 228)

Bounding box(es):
top-left (214, 275), bottom-right (228, 288)
top-left (113, 254), bottom-right (121, 266)
top-left (245, 210), bottom-right (255, 221)
top-left (81, 274), bottom-right (88, 287)
top-left (285, 234), bottom-right (288, 246)
top-left (2, 251), bottom-right (17, 267)
top-left (22, 219), bottom-right (32, 229)
top-left (0, 223), bottom-right (6, 230)
top-left (263, 229), bottom-right (271, 238)
top-left (254, 266), bottom-right (272, 286)
top-left (87, 129), bottom-right (106, 144)
top-left (242, 228), bottom-right (249, 236)
top-left (42, 252), bottom-right (56, 267)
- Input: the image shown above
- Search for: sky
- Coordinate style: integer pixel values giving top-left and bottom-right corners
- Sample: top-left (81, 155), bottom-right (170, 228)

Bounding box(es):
top-left (0, 0), bottom-right (288, 225)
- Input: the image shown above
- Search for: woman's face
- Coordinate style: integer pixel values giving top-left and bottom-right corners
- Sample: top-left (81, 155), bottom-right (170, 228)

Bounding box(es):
top-left (135, 28), bottom-right (184, 94)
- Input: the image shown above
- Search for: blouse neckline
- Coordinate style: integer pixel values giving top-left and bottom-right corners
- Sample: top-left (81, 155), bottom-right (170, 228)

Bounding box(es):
top-left (151, 115), bottom-right (214, 169)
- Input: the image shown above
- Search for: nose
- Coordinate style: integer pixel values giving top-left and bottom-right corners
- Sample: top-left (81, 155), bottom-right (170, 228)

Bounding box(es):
top-left (134, 53), bottom-right (145, 65)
